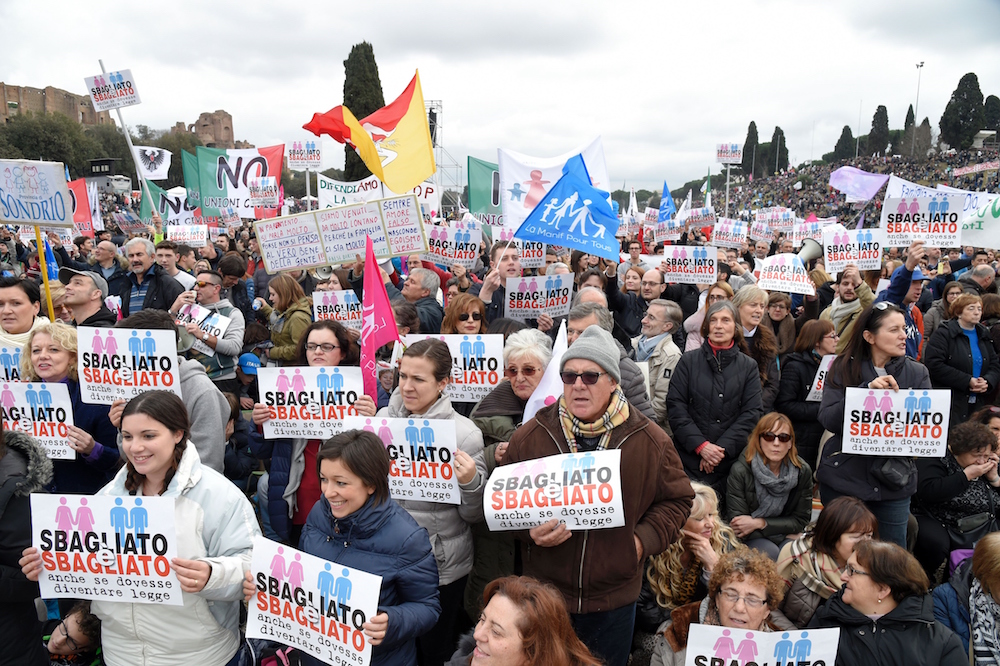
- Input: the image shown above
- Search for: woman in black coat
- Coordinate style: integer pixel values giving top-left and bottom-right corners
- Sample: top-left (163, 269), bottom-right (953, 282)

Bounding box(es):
top-left (775, 319), bottom-right (839, 469)
top-left (817, 302), bottom-right (930, 549)
top-left (923, 293), bottom-right (1000, 426)
top-left (667, 300), bottom-right (763, 506)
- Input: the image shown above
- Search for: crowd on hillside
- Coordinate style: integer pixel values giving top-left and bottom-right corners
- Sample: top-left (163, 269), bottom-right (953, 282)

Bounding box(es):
top-left (2, 147), bottom-right (1000, 666)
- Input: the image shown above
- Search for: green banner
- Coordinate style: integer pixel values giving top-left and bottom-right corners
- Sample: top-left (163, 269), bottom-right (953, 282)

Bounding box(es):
top-left (181, 150), bottom-right (201, 208)
top-left (467, 156), bottom-right (502, 226)
top-left (140, 180), bottom-right (197, 224)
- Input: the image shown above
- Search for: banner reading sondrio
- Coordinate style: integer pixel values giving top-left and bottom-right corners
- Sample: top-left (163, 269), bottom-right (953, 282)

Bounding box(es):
top-left (842, 387), bottom-right (951, 457)
top-left (258, 366), bottom-right (363, 439)
top-left (30, 494), bottom-right (182, 605)
top-left (247, 537), bottom-right (382, 666)
top-left (77, 327), bottom-right (181, 404)
top-left (485, 450), bottom-right (624, 532)
top-left (503, 274), bottom-right (573, 321)
top-left (660, 246), bottom-right (718, 285)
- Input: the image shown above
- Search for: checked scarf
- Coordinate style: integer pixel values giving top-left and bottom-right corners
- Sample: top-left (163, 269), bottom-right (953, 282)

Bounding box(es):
top-left (557, 385), bottom-right (630, 453)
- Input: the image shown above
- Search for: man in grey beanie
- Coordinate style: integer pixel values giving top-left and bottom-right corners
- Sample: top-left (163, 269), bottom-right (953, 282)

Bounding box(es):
top-left (501, 324), bottom-right (694, 666)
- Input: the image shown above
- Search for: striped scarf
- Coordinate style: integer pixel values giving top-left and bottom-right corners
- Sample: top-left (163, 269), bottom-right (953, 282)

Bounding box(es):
top-left (557, 386), bottom-right (630, 453)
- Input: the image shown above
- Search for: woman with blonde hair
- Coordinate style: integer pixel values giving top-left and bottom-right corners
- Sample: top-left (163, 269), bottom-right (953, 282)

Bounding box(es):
top-left (255, 273), bottom-right (312, 364)
top-left (732, 285), bottom-right (780, 411)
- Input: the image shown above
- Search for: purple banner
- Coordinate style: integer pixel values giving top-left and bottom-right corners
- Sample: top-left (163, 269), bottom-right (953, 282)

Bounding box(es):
top-left (828, 166), bottom-right (889, 202)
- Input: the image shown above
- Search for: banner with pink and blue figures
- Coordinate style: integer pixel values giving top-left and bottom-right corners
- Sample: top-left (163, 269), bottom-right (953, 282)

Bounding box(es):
top-left (660, 245), bottom-right (718, 285)
top-left (757, 254), bottom-right (816, 296)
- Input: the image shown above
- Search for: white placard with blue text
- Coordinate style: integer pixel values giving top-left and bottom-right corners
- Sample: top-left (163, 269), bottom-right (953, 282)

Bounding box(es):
top-left (0, 160), bottom-right (75, 227)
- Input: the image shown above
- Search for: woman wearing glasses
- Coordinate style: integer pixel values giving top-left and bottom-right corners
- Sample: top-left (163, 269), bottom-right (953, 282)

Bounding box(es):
top-left (650, 549), bottom-right (789, 666)
top-left (441, 293), bottom-right (486, 335)
top-left (725, 413), bottom-right (813, 560)
top-left (775, 319), bottom-right (839, 469)
top-left (817, 302), bottom-right (930, 548)
top-left (465, 328), bottom-right (553, 621)
top-left (808, 540), bottom-right (966, 666)
top-left (377, 338), bottom-right (487, 666)
top-left (683, 281), bottom-right (733, 351)
top-left (249, 320), bottom-right (377, 545)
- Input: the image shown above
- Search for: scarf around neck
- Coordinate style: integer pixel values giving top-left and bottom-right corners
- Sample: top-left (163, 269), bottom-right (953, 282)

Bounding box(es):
top-left (828, 296), bottom-right (862, 331)
top-left (636, 332), bottom-right (668, 361)
top-left (973, 578), bottom-right (1000, 666)
top-left (750, 454), bottom-right (798, 518)
top-left (557, 385), bottom-right (630, 453)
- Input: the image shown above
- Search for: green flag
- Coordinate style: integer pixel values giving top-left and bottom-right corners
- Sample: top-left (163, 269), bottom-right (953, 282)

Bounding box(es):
top-left (467, 156), bottom-right (502, 226)
top-left (196, 145), bottom-right (286, 219)
top-left (181, 150), bottom-right (201, 208)
top-left (140, 179), bottom-right (197, 224)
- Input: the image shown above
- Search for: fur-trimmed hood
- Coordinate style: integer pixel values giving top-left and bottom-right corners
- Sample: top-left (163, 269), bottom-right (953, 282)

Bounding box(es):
top-left (0, 429), bottom-right (53, 496)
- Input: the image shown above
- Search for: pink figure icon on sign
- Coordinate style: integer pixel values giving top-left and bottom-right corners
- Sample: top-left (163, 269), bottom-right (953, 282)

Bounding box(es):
top-left (878, 390), bottom-right (894, 415)
top-left (518, 279), bottom-right (528, 293)
top-left (908, 200), bottom-right (920, 215)
top-left (322, 292), bottom-right (331, 306)
top-left (104, 332), bottom-right (118, 357)
top-left (363, 418), bottom-right (375, 433)
top-left (522, 170), bottom-right (550, 210)
top-left (75, 498), bottom-right (96, 533)
top-left (735, 632), bottom-right (759, 664)
top-left (270, 546), bottom-right (287, 583)
top-left (672, 248), bottom-right (680, 259)
top-left (0, 384), bottom-right (14, 411)
top-left (286, 553), bottom-right (304, 590)
top-left (713, 629), bottom-right (736, 660)
top-left (276, 369), bottom-right (290, 393)
top-left (863, 390), bottom-right (879, 412)
top-left (92, 331), bottom-right (105, 355)
top-left (897, 199), bottom-right (909, 215)
top-left (291, 369), bottom-right (306, 393)
top-left (55, 497), bottom-right (75, 532)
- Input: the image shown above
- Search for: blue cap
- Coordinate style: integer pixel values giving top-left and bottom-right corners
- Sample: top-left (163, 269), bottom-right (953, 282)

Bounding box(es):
top-left (238, 353), bottom-right (261, 375)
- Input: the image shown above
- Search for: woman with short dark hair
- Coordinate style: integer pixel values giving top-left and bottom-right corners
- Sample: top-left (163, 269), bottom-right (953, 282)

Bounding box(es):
top-left (808, 540), bottom-right (966, 666)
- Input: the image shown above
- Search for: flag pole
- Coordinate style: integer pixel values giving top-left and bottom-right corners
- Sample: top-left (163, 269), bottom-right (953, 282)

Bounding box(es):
top-left (34, 226), bottom-right (56, 321)
top-left (725, 163), bottom-right (731, 219)
top-left (99, 59), bottom-right (154, 217)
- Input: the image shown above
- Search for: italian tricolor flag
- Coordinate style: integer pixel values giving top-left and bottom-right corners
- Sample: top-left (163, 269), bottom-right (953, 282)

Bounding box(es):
top-left (196, 145), bottom-right (285, 219)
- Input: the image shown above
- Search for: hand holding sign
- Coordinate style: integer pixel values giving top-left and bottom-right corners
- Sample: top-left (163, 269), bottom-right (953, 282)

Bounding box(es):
top-left (867, 375), bottom-right (899, 391)
top-left (18, 546), bottom-right (43, 581)
top-left (529, 518), bottom-right (572, 547)
top-left (172, 557), bottom-right (212, 593)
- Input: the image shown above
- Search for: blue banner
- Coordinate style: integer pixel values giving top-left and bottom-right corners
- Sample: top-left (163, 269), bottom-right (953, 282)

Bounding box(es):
top-left (658, 180), bottom-right (676, 221)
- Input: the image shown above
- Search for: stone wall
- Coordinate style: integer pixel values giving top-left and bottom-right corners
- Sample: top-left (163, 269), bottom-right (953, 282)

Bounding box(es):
top-left (0, 82), bottom-right (112, 125)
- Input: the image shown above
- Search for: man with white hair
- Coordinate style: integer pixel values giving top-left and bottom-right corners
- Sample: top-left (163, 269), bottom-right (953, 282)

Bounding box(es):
top-left (386, 266), bottom-right (445, 334)
top-left (634, 299), bottom-right (683, 433)
top-left (108, 237), bottom-right (185, 317)
top-left (959, 263), bottom-right (998, 297)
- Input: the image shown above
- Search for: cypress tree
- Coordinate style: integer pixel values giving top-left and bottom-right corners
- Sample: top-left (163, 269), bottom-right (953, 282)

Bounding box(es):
top-left (342, 42), bottom-right (386, 181)
top-left (868, 106), bottom-right (890, 156)
top-left (939, 73), bottom-right (985, 150)
top-left (741, 121), bottom-right (758, 178)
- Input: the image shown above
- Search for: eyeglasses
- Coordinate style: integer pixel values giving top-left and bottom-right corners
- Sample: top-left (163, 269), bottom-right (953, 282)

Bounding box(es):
top-left (504, 366), bottom-right (539, 378)
top-left (718, 589), bottom-right (766, 609)
top-left (760, 432), bottom-right (792, 442)
top-left (844, 564), bottom-right (870, 578)
top-left (305, 343), bottom-right (340, 353)
top-left (707, 294), bottom-right (727, 302)
top-left (458, 312), bottom-right (483, 322)
top-left (560, 371), bottom-right (607, 385)
top-left (823, 333), bottom-right (840, 340)
top-left (195, 281), bottom-right (219, 288)
top-left (55, 619), bottom-right (84, 653)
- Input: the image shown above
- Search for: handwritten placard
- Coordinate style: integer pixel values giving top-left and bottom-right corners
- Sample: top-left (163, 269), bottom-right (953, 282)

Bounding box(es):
top-left (0, 159), bottom-right (75, 227)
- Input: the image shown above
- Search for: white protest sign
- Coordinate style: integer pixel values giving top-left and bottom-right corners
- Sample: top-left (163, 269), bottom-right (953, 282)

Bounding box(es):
top-left (175, 303), bottom-right (233, 356)
top-left (960, 196), bottom-right (1000, 250)
top-left (749, 218), bottom-right (771, 242)
top-left (0, 160), bottom-right (75, 227)
top-left (716, 143), bottom-right (743, 164)
top-left (0, 343), bottom-right (25, 381)
top-left (249, 177), bottom-right (280, 208)
top-left (0, 381), bottom-right (75, 459)
top-left (757, 254), bottom-right (816, 296)
top-left (77, 327), bottom-right (182, 404)
top-left (789, 220), bottom-right (826, 248)
top-left (937, 183), bottom-right (1000, 217)
top-left (683, 625), bottom-right (839, 666)
top-left (491, 227), bottom-right (546, 268)
top-left (823, 225), bottom-right (884, 273)
top-left (660, 245), bottom-right (718, 285)
top-left (655, 214), bottom-right (683, 242)
top-left (258, 366), bottom-right (364, 440)
top-left (679, 206), bottom-right (717, 228)
top-left (83, 69), bottom-right (141, 111)
top-left (313, 290), bottom-right (362, 330)
top-left (317, 201), bottom-right (389, 265)
top-left (755, 207), bottom-right (795, 231)
top-left (403, 334), bottom-right (504, 403)
top-left (880, 197), bottom-right (962, 246)
top-left (166, 224), bottom-right (208, 247)
top-left (843, 387), bottom-right (950, 457)
top-left (344, 416), bottom-right (462, 505)
top-left (287, 141), bottom-right (323, 171)
top-left (247, 537), bottom-right (381, 666)
top-left (31, 494), bottom-right (182, 605)
top-left (486, 449), bottom-right (624, 531)
top-left (422, 220), bottom-right (483, 269)
top-left (317, 173), bottom-right (382, 208)
top-left (806, 354), bottom-right (836, 402)
top-left (255, 213), bottom-right (327, 273)
top-left (711, 218), bottom-right (748, 249)
top-left (503, 273), bottom-right (573, 321)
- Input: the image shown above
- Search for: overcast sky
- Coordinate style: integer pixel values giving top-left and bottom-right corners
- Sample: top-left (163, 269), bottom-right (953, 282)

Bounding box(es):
top-left (4, 0), bottom-right (1000, 194)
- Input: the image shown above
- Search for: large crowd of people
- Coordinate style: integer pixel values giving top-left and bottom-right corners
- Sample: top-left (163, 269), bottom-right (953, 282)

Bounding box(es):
top-left (2, 146), bottom-right (1000, 666)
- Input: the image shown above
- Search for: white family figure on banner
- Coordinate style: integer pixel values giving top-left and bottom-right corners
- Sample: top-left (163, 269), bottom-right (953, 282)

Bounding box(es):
top-left (536, 192), bottom-right (608, 239)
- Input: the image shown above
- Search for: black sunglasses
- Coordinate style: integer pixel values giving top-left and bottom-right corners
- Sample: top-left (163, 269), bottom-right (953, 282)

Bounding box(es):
top-left (560, 371), bottom-right (606, 385)
top-left (760, 431), bottom-right (792, 443)
top-left (458, 312), bottom-right (482, 322)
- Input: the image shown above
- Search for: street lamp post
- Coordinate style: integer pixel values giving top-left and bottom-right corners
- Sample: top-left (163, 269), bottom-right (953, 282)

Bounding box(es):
top-left (911, 61), bottom-right (925, 157)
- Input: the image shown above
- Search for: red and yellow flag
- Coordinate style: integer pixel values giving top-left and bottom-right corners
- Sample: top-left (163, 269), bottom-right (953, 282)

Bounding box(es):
top-left (304, 71), bottom-right (435, 194)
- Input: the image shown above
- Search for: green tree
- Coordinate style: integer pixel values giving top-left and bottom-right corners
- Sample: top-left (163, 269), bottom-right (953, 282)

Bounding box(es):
top-left (0, 112), bottom-right (100, 178)
top-left (83, 124), bottom-right (132, 175)
top-left (904, 104), bottom-right (915, 133)
top-left (769, 127), bottom-right (788, 174)
top-left (915, 118), bottom-right (933, 157)
top-left (741, 121), bottom-right (759, 178)
top-left (940, 72), bottom-right (985, 150)
top-left (984, 95), bottom-right (1000, 131)
top-left (833, 125), bottom-right (855, 161)
top-left (342, 42), bottom-right (385, 181)
top-left (868, 105), bottom-right (890, 156)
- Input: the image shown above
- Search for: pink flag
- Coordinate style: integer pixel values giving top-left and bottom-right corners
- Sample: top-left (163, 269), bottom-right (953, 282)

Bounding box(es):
top-left (361, 236), bottom-right (399, 403)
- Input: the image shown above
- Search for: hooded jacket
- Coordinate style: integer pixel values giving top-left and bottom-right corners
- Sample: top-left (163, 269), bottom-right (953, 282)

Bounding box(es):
top-left (808, 589), bottom-right (966, 666)
top-left (299, 493), bottom-right (441, 666)
top-left (774, 350), bottom-right (826, 468)
top-left (503, 401), bottom-right (694, 615)
top-left (93, 445), bottom-right (259, 666)
top-left (0, 430), bottom-right (53, 666)
top-left (247, 432), bottom-right (310, 542)
top-left (378, 391), bottom-right (488, 586)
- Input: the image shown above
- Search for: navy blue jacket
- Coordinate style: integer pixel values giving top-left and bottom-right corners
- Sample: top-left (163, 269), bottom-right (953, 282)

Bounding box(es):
top-left (932, 558), bottom-right (972, 653)
top-left (48, 378), bottom-right (120, 494)
top-left (874, 265), bottom-right (922, 359)
top-left (299, 494), bottom-right (441, 666)
top-left (247, 431), bottom-right (300, 541)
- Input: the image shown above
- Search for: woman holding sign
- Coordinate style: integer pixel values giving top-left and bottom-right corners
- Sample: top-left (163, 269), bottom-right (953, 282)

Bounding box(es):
top-left (21, 390), bottom-right (261, 666)
top-left (817, 302), bottom-right (930, 548)
top-left (255, 274), bottom-right (313, 365)
top-left (21, 322), bottom-right (120, 494)
top-left (924, 293), bottom-right (1000, 425)
top-left (378, 338), bottom-right (487, 666)
top-left (250, 320), bottom-right (377, 545)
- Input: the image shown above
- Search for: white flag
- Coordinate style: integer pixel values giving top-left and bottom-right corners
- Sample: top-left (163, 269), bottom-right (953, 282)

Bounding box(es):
top-left (523, 321), bottom-right (567, 423)
top-left (87, 181), bottom-right (103, 231)
top-left (133, 146), bottom-right (172, 181)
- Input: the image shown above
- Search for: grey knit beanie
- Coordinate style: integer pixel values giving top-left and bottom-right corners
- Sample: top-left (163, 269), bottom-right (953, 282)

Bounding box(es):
top-left (560, 326), bottom-right (621, 383)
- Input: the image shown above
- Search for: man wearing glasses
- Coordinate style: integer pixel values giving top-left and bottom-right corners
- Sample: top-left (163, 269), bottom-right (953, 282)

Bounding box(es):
top-left (170, 270), bottom-right (246, 394)
top-left (635, 299), bottom-right (684, 435)
top-left (501, 325), bottom-right (694, 666)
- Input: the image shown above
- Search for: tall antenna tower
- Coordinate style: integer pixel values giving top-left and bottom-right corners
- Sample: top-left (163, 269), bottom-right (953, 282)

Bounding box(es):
top-left (425, 100), bottom-right (463, 214)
